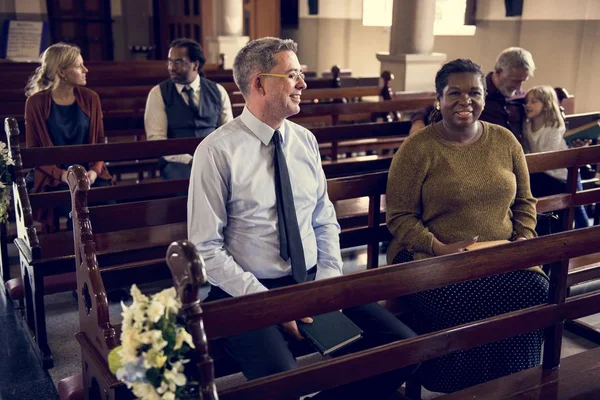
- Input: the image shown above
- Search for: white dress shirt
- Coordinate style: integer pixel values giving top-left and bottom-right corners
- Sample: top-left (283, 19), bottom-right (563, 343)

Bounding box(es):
top-left (523, 123), bottom-right (568, 181)
top-left (144, 74), bottom-right (233, 164)
top-left (188, 107), bottom-right (343, 297)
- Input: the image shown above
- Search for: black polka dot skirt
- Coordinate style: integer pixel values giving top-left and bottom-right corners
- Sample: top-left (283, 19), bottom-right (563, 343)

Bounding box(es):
top-left (394, 251), bottom-right (550, 393)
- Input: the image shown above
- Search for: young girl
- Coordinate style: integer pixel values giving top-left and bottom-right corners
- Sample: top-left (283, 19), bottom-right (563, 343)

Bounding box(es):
top-left (524, 85), bottom-right (590, 228)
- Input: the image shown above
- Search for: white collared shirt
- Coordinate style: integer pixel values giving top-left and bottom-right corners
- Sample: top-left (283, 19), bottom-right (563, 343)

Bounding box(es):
top-left (144, 74), bottom-right (233, 164)
top-left (188, 107), bottom-right (343, 297)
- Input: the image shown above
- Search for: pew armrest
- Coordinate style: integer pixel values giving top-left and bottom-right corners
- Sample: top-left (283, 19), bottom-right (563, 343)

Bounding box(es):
top-left (14, 237), bottom-right (33, 264)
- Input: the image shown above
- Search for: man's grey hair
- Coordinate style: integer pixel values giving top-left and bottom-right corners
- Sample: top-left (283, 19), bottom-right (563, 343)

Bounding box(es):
top-left (494, 47), bottom-right (536, 76)
top-left (233, 37), bottom-right (298, 96)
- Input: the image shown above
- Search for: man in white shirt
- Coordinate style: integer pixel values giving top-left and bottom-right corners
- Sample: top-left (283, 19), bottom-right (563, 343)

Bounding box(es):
top-left (188, 37), bottom-right (416, 399)
top-left (144, 38), bottom-right (233, 180)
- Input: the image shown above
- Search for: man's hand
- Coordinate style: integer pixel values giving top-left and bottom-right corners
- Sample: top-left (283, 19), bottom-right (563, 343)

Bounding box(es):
top-left (87, 170), bottom-right (98, 185)
top-left (281, 317), bottom-right (313, 340)
top-left (432, 236), bottom-right (479, 256)
top-left (60, 170), bottom-right (69, 184)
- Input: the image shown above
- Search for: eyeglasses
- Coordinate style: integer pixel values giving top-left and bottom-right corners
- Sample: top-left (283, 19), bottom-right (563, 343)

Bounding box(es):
top-left (259, 72), bottom-right (306, 83)
top-left (167, 59), bottom-right (190, 68)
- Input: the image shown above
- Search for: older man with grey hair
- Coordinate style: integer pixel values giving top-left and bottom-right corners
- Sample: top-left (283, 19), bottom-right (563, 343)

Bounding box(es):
top-left (187, 37), bottom-right (417, 399)
top-left (411, 47), bottom-right (536, 143)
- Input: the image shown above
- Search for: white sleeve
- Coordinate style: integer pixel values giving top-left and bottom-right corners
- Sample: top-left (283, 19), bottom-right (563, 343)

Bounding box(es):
top-left (217, 84), bottom-right (234, 126)
top-left (187, 144), bottom-right (268, 297)
top-left (310, 135), bottom-right (343, 280)
top-left (144, 85), bottom-right (192, 164)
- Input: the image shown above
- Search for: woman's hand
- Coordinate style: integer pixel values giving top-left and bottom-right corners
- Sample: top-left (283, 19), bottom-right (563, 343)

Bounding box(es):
top-left (87, 170), bottom-right (98, 185)
top-left (432, 236), bottom-right (479, 256)
top-left (571, 138), bottom-right (592, 148)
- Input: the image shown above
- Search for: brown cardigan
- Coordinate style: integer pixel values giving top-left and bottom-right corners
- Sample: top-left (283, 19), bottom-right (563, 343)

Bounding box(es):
top-left (25, 86), bottom-right (113, 232)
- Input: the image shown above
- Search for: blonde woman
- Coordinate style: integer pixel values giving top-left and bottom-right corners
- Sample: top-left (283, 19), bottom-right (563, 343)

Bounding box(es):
top-left (24, 43), bottom-right (112, 232)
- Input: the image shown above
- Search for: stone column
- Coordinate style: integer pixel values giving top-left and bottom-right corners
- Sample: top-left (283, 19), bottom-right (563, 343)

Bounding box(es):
top-left (206, 0), bottom-right (249, 69)
top-left (377, 0), bottom-right (446, 92)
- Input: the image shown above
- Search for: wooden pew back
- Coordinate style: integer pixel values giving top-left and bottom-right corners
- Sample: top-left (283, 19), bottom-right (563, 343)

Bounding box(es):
top-left (171, 227), bottom-right (600, 399)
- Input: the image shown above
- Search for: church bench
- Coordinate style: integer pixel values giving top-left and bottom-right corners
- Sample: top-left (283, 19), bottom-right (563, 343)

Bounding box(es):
top-left (0, 60), bottom-right (228, 91)
top-left (66, 149), bottom-right (600, 398)
top-left (314, 120), bottom-right (409, 159)
top-left (0, 81), bottom-right (406, 153)
top-left (229, 93), bottom-right (436, 126)
top-left (0, 117), bottom-right (410, 291)
top-left (4, 117), bottom-right (207, 367)
top-left (437, 345), bottom-right (600, 399)
top-left (155, 228), bottom-right (600, 400)
top-left (0, 64), bottom-right (379, 125)
top-left (65, 167), bottom-right (399, 399)
top-left (2, 116), bottom-right (408, 367)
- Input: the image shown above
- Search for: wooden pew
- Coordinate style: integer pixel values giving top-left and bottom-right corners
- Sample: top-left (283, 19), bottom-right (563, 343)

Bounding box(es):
top-left (63, 162), bottom-right (397, 399)
top-left (166, 226), bottom-right (600, 400)
top-left (73, 189), bottom-right (600, 400)
top-left (0, 60), bottom-right (228, 91)
top-left (0, 63), bottom-right (379, 127)
top-left (6, 95), bottom-right (418, 184)
top-left (66, 146), bottom-right (600, 398)
top-left (2, 116), bottom-right (411, 365)
top-left (4, 117), bottom-right (206, 366)
top-left (9, 118), bottom-right (600, 370)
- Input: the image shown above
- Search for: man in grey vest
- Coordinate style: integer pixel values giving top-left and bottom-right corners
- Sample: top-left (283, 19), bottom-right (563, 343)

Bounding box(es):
top-left (145, 38), bottom-right (233, 180)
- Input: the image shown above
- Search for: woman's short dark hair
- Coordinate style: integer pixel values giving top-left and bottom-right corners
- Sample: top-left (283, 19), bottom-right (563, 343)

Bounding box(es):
top-left (169, 38), bottom-right (206, 70)
top-left (434, 59), bottom-right (486, 97)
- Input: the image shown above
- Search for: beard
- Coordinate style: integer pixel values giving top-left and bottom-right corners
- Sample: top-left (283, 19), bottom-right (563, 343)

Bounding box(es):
top-left (499, 87), bottom-right (517, 98)
top-left (170, 73), bottom-right (191, 84)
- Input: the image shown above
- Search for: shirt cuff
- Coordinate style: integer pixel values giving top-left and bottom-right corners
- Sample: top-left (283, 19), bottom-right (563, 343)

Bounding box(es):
top-left (315, 265), bottom-right (342, 281)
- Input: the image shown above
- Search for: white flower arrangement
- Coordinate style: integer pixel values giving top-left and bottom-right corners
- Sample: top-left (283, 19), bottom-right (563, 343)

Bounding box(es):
top-left (0, 141), bottom-right (14, 224)
top-left (108, 285), bottom-right (199, 400)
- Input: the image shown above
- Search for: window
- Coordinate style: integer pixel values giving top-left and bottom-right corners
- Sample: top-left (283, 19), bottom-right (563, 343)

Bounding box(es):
top-left (361, 0), bottom-right (476, 36)
top-left (362, 0), bottom-right (393, 27)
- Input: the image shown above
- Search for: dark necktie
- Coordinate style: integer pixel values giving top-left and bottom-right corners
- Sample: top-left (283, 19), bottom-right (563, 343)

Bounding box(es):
top-left (182, 86), bottom-right (199, 116)
top-left (273, 130), bottom-right (307, 283)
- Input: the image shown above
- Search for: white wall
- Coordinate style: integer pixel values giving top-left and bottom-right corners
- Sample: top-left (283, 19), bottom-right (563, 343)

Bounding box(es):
top-left (289, 0), bottom-right (600, 112)
top-left (477, 0), bottom-right (600, 20)
top-left (14, 0), bottom-right (46, 15)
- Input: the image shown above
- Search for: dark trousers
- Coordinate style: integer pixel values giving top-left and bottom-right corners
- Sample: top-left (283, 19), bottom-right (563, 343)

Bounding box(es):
top-left (205, 269), bottom-right (418, 400)
top-left (160, 160), bottom-right (192, 180)
top-left (530, 172), bottom-right (590, 229)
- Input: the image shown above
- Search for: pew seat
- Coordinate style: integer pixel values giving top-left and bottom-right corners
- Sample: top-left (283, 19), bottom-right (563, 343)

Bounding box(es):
top-left (5, 272), bottom-right (76, 302)
top-left (568, 251), bottom-right (600, 286)
top-left (57, 373), bottom-right (83, 400)
top-left (439, 345), bottom-right (600, 399)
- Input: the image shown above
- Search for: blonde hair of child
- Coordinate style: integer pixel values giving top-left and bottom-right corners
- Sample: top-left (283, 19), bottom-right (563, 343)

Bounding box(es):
top-left (25, 43), bottom-right (81, 97)
top-left (526, 85), bottom-right (564, 129)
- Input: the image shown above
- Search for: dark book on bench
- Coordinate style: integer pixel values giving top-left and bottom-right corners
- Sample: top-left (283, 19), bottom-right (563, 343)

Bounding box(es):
top-left (297, 311), bottom-right (363, 356)
top-left (564, 121), bottom-right (600, 145)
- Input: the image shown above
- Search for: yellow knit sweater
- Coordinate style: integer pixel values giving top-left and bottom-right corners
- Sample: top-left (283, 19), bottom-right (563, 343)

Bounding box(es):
top-left (386, 122), bottom-right (538, 268)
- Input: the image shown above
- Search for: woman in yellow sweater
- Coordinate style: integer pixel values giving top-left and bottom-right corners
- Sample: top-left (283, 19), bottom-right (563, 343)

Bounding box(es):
top-left (386, 59), bottom-right (549, 393)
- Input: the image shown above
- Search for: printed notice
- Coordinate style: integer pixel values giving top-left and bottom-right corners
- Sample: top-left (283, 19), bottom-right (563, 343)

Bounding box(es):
top-left (4, 21), bottom-right (45, 61)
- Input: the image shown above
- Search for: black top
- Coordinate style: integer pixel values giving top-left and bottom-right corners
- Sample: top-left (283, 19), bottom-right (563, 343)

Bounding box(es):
top-left (158, 77), bottom-right (222, 140)
top-left (46, 100), bottom-right (90, 169)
